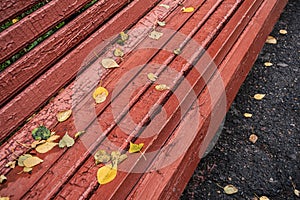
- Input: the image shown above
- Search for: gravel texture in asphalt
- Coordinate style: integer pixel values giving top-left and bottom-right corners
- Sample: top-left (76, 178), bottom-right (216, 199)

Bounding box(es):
top-left (181, 0), bottom-right (299, 199)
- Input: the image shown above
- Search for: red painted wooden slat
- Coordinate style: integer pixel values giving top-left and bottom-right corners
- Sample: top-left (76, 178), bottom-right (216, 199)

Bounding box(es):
top-left (0, 0), bottom-right (91, 63)
top-left (0, 0), bottom-right (44, 24)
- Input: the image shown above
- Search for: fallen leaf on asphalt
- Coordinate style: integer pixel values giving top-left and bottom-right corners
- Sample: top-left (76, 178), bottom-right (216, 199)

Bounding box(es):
top-left (265, 36), bottom-right (277, 44)
top-left (259, 196), bottom-right (269, 200)
top-left (94, 150), bottom-right (111, 165)
top-left (59, 133), bottom-right (75, 148)
top-left (147, 73), bottom-right (158, 82)
top-left (114, 48), bottom-right (124, 57)
top-left (57, 110), bottom-right (72, 122)
top-left (159, 4), bottom-right (170, 9)
top-left (224, 184), bottom-right (238, 194)
top-left (157, 21), bottom-right (166, 27)
top-left (254, 94), bottom-right (266, 100)
top-left (36, 142), bottom-right (58, 153)
top-left (101, 58), bottom-right (119, 69)
top-left (5, 161), bottom-right (16, 169)
top-left (249, 134), bottom-right (258, 144)
top-left (32, 125), bottom-right (51, 140)
top-left (18, 154), bottom-right (33, 167)
top-left (264, 62), bottom-right (273, 67)
top-left (23, 156), bottom-right (43, 168)
top-left (149, 30), bottom-right (163, 40)
top-left (294, 189), bottom-right (300, 197)
top-left (174, 48), bottom-right (181, 55)
top-left (93, 86), bottom-right (109, 104)
top-left (155, 84), bottom-right (170, 91)
top-left (181, 7), bottom-right (195, 13)
top-left (129, 142), bottom-right (144, 153)
top-left (244, 113), bottom-right (253, 118)
top-left (97, 164), bottom-right (117, 185)
top-left (0, 175), bottom-right (7, 184)
top-left (279, 29), bottom-right (287, 35)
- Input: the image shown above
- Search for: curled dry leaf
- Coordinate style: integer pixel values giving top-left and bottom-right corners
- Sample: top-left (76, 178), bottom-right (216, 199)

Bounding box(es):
top-left (259, 196), bottom-right (269, 200)
top-left (23, 167), bottom-right (33, 173)
top-left (114, 48), bottom-right (124, 57)
top-left (12, 18), bottom-right (19, 23)
top-left (59, 133), bottom-right (75, 148)
top-left (254, 94), bottom-right (266, 100)
top-left (224, 184), bottom-right (238, 195)
top-left (279, 29), bottom-right (287, 35)
top-left (57, 109), bottom-right (72, 122)
top-left (264, 62), bottom-right (273, 67)
top-left (181, 7), bottom-right (195, 13)
top-left (36, 142), bottom-right (58, 153)
top-left (94, 150), bottom-right (111, 165)
top-left (97, 165), bottom-right (117, 185)
top-left (266, 36), bottom-right (277, 44)
top-left (244, 113), bottom-right (253, 118)
top-left (159, 4), bottom-right (170, 9)
top-left (174, 48), bottom-right (181, 55)
top-left (249, 134), bottom-right (258, 144)
top-left (294, 189), bottom-right (300, 197)
top-left (18, 154), bottom-right (33, 167)
top-left (157, 21), bottom-right (166, 27)
top-left (155, 84), bottom-right (170, 91)
top-left (75, 131), bottom-right (85, 139)
top-left (5, 161), bottom-right (16, 169)
top-left (23, 156), bottom-right (43, 168)
top-left (149, 30), bottom-right (163, 40)
top-left (0, 197), bottom-right (10, 200)
top-left (129, 142), bottom-right (144, 153)
top-left (32, 125), bottom-right (51, 140)
top-left (101, 58), bottom-right (119, 69)
top-left (92, 86), bottom-right (109, 104)
top-left (0, 175), bottom-right (7, 184)
top-left (147, 73), bottom-right (158, 82)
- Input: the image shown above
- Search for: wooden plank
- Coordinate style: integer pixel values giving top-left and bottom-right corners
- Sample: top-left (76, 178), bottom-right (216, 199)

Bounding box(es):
top-left (125, 0), bottom-right (288, 199)
top-left (0, 0), bottom-right (130, 107)
top-left (0, 0), bottom-right (91, 63)
top-left (0, 0), bottom-right (44, 24)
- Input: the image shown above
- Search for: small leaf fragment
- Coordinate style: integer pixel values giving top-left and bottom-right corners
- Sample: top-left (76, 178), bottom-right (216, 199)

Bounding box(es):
top-left (155, 84), bottom-right (170, 91)
top-left (23, 167), bottom-right (33, 173)
top-left (266, 36), bottom-right (277, 44)
top-left (97, 165), bottom-right (117, 185)
top-left (92, 86), bottom-right (109, 104)
top-left (23, 156), bottom-right (43, 168)
top-left (114, 48), bottom-right (124, 57)
top-left (181, 7), bottom-right (195, 13)
top-left (157, 21), bottom-right (166, 27)
top-left (249, 134), bottom-right (258, 144)
top-left (32, 126), bottom-right (51, 140)
top-left (264, 62), bottom-right (273, 67)
top-left (244, 113), bottom-right (252, 118)
top-left (94, 150), bottom-right (111, 164)
top-left (294, 189), bottom-right (300, 197)
top-left (12, 18), bottom-right (19, 23)
top-left (5, 161), bottom-right (16, 169)
top-left (0, 175), bottom-right (7, 184)
top-left (259, 196), bottom-right (270, 200)
top-left (129, 142), bottom-right (144, 153)
top-left (59, 133), bottom-right (75, 148)
top-left (254, 94), bottom-right (266, 100)
top-left (18, 154), bottom-right (33, 167)
top-left (36, 142), bottom-right (58, 153)
top-left (101, 58), bottom-right (119, 69)
top-left (224, 184), bottom-right (238, 195)
top-left (119, 31), bottom-right (129, 42)
top-left (57, 110), bottom-right (72, 122)
top-left (149, 30), bottom-right (163, 40)
top-left (0, 197), bottom-right (10, 200)
top-left (147, 73), bottom-right (158, 82)
top-left (174, 48), bottom-right (181, 55)
top-left (46, 135), bottom-right (60, 142)
top-left (75, 131), bottom-right (85, 139)
top-left (31, 140), bottom-right (46, 148)
top-left (159, 4), bottom-right (170, 9)
top-left (118, 154), bottom-right (128, 164)
top-left (279, 29), bottom-right (287, 35)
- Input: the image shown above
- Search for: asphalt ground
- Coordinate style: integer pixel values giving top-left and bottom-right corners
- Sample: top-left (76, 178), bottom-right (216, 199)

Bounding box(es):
top-left (181, 0), bottom-right (300, 199)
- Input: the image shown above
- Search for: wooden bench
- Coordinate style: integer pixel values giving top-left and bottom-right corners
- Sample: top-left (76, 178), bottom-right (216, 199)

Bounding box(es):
top-left (0, 0), bottom-right (287, 199)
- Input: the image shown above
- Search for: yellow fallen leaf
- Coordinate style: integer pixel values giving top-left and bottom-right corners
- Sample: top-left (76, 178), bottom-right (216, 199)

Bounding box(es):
top-left (264, 62), bottom-right (273, 67)
top-left (23, 167), bottom-right (33, 173)
top-left (47, 135), bottom-right (60, 142)
top-left (114, 48), bottom-right (124, 57)
top-left (0, 197), bottom-right (9, 200)
top-left (129, 142), bottom-right (144, 153)
top-left (159, 4), bottom-right (170, 9)
top-left (157, 21), bottom-right (166, 27)
top-left (279, 29), bottom-right (287, 35)
top-left (224, 184), bottom-right (238, 195)
top-left (36, 142), bottom-right (58, 153)
top-left (101, 58), bottom-right (119, 69)
top-left (97, 165), bottom-right (117, 185)
top-left (260, 196), bottom-right (269, 200)
top-left (149, 30), bottom-right (163, 40)
top-left (249, 134), bottom-right (258, 144)
top-left (244, 113), bottom-right (252, 118)
top-left (181, 7), bottom-right (195, 13)
top-left (18, 154), bottom-right (33, 167)
top-left (23, 156), bottom-right (43, 168)
top-left (31, 140), bottom-right (46, 148)
top-left (119, 31), bottom-right (129, 42)
top-left (254, 94), bottom-right (266, 100)
top-left (147, 73), bottom-right (158, 82)
top-left (155, 84), bottom-right (170, 91)
top-left (92, 86), bottom-right (109, 104)
top-left (12, 18), bottom-right (18, 23)
top-left (266, 36), bottom-right (277, 44)
top-left (75, 131), bottom-right (85, 139)
top-left (294, 189), bottom-right (300, 197)
top-left (0, 175), bottom-right (7, 184)
top-left (57, 110), bottom-right (72, 122)
top-left (94, 150), bottom-right (111, 165)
